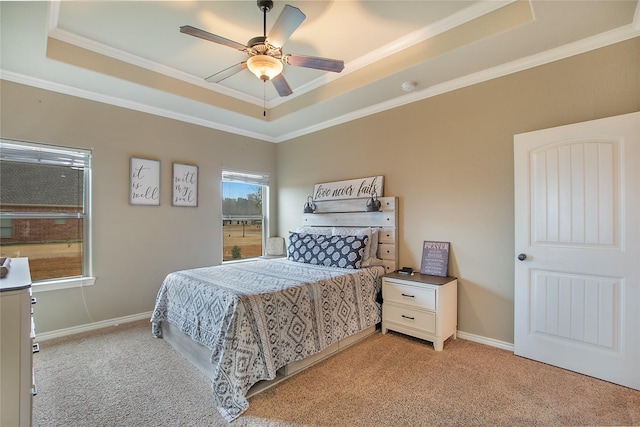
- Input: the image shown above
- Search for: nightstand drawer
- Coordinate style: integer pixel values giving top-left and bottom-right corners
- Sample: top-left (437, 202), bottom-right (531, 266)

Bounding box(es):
top-left (383, 303), bottom-right (436, 334)
top-left (383, 280), bottom-right (436, 311)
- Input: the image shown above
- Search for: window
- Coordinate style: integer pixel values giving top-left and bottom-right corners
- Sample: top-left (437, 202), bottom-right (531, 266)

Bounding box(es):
top-left (0, 218), bottom-right (12, 238)
top-left (221, 169), bottom-right (269, 261)
top-left (0, 139), bottom-right (93, 289)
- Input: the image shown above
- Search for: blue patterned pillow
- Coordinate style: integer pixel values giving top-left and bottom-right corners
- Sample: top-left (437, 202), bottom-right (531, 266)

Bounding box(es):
top-left (288, 232), bottom-right (368, 269)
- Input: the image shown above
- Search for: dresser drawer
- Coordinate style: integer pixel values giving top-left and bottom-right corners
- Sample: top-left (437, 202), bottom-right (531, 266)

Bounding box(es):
top-left (383, 280), bottom-right (436, 311)
top-left (383, 303), bottom-right (436, 334)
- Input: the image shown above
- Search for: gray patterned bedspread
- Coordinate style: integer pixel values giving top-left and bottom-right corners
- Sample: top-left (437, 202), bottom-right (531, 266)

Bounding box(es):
top-left (150, 258), bottom-right (383, 421)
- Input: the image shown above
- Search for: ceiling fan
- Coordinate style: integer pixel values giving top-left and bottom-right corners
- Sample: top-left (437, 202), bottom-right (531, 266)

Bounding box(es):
top-left (180, 0), bottom-right (344, 97)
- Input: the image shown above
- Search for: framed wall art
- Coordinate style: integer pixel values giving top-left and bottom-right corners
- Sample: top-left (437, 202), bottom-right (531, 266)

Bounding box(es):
top-left (130, 157), bottom-right (160, 206)
top-left (172, 162), bottom-right (198, 207)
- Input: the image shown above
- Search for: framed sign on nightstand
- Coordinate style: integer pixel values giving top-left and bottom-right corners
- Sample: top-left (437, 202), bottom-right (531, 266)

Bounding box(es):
top-left (420, 241), bottom-right (450, 277)
top-left (130, 157), bottom-right (160, 206)
top-left (172, 163), bottom-right (198, 207)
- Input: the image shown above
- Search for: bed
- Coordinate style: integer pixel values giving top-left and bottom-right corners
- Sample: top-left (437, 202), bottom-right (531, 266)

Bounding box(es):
top-left (151, 197), bottom-right (398, 421)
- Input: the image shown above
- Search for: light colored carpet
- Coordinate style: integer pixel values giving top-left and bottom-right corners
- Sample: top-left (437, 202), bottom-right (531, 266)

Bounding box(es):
top-left (33, 319), bottom-right (640, 426)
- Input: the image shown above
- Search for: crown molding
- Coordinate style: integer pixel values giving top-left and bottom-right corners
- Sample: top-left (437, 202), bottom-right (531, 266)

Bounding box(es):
top-left (275, 24), bottom-right (640, 143)
top-left (45, 0), bottom-right (517, 110)
top-left (0, 69), bottom-right (277, 143)
top-left (47, 27), bottom-right (264, 107)
top-left (269, 0), bottom-right (520, 107)
top-left (3, 20), bottom-right (638, 144)
top-left (345, 0), bottom-right (519, 76)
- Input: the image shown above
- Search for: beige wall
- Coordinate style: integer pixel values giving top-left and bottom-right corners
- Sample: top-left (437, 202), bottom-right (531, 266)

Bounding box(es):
top-left (1, 38), bottom-right (637, 343)
top-left (276, 38), bottom-right (640, 344)
top-left (0, 82), bottom-right (277, 333)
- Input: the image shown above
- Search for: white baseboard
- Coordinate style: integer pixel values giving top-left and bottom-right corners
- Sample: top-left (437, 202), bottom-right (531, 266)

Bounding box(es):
top-left (36, 311), bottom-right (153, 342)
top-left (37, 313), bottom-right (515, 353)
top-left (456, 330), bottom-right (514, 352)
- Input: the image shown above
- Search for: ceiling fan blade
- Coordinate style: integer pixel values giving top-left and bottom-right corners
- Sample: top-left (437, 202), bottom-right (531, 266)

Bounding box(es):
top-left (205, 62), bottom-right (248, 83)
top-left (272, 73), bottom-right (293, 97)
top-left (180, 25), bottom-right (246, 51)
top-left (284, 54), bottom-right (344, 73)
top-left (267, 5), bottom-right (306, 48)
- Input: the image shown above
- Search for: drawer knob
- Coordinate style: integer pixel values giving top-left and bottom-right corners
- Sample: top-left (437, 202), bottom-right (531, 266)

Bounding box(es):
top-left (401, 315), bottom-right (415, 320)
top-left (401, 293), bottom-right (415, 298)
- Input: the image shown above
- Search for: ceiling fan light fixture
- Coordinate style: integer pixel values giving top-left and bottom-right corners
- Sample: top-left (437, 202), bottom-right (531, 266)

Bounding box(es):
top-left (181, 2), bottom-right (343, 97)
top-left (247, 55), bottom-right (283, 81)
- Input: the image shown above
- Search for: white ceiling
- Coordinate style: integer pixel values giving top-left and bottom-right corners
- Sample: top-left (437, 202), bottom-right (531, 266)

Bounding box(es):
top-left (1, 1), bottom-right (639, 143)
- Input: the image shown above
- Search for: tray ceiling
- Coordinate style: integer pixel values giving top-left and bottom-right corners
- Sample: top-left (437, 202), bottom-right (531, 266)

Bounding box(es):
top-left (1, 1), bottom-right (638, 142)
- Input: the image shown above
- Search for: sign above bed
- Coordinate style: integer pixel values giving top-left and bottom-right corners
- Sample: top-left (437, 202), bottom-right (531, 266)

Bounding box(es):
top-left (313, 176), bottom-right (384, 201)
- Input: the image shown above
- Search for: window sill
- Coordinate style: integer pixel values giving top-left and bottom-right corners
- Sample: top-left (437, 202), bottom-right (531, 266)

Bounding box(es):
top-left (222, 257), bottom-right (263, 265)
top-left (32, 276), bottom-right (96, 293)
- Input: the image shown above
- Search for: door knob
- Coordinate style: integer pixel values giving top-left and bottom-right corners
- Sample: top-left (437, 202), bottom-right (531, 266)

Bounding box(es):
top-left (517, 253), bottom-right (527, 261)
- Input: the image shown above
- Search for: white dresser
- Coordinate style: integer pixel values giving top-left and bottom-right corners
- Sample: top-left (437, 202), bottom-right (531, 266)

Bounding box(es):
top-left (382, 272), bottom-right (457, 351)
top-left (1, 258), bottom-right (36, 427)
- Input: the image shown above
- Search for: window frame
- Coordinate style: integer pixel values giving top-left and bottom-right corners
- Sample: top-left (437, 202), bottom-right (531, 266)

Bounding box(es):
top-left (221, 169), bottom-right (269, 263)
top-left (0, 139), bottom-right (95, 292)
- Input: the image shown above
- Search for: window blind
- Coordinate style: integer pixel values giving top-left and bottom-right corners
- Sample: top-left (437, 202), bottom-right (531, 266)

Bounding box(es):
top-left (222, 169), bottom-right (269, 186)
top-left (0, 139), bottom-right (91, 168)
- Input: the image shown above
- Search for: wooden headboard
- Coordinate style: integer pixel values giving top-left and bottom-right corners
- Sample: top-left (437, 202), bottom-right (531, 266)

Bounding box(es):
top-left (300, 197), bottom-right (398, 274)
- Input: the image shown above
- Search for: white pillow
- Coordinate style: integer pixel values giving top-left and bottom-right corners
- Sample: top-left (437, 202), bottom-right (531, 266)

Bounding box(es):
top-left (295, 226), bottom-right (333, 236)
top-left (361, 227), bottom-right (383, 266)
top-left (332, 227), bottom-right (379, 263)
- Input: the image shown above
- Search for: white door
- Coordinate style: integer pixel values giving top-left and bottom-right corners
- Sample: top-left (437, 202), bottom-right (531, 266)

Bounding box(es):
top-left (514, 112), bottom-right (640, 390)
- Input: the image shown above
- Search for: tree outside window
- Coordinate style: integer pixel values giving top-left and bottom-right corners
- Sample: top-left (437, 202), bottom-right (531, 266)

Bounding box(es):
top-left (221, 170), bottom-right (268, 261)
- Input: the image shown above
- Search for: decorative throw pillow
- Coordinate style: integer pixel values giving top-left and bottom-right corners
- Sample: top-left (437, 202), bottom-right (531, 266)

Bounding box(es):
top-left (287, 232), bottom-right (368, 269)
top-left (332, 227), bottom-right (380, 263)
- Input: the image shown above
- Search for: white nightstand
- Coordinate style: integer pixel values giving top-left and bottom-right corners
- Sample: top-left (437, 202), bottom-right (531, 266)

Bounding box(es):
top-left (382, 272), bottom-right (457, 351)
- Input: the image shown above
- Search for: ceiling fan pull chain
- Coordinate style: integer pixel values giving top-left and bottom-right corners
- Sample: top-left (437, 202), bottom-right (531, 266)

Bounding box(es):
top-left (263, 82), bottom-right (267, 117)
